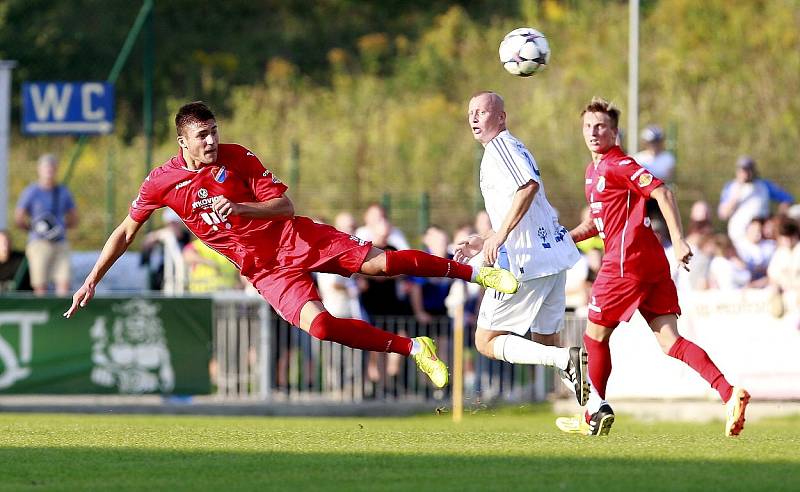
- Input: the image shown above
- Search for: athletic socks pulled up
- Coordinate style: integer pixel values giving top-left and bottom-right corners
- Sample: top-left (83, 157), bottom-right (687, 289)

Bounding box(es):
top-left (583, 333), bottom-right (612, 400)
top-left (384, 249), bottom-right (475, 281)
top-left (668, 336), bottom-right (733, 402)
top-left (491, 334), bottom-right (569, 370)
top-left (309, 311), bottom-right (412, 356)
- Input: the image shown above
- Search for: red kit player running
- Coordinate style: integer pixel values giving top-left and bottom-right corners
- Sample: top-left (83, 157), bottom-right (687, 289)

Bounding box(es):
top-left (556, 97), bottom-right (749, 436)
top-left (64, 102), bottom-right (519, 388)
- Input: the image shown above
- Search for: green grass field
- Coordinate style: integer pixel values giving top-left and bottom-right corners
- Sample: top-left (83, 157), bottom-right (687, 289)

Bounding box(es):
top-left (1, 406), bottom-right (798, 491)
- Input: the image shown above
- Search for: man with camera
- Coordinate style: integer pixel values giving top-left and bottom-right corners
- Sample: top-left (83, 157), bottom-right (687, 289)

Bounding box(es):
top-left (14, 154), bottom-right (78, 296)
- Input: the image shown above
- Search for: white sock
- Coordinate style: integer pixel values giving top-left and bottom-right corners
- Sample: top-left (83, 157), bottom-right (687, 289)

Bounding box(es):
top-left (409, 338), bottom-right (421, 356)
top-left (491, 334), bottom-right (569, 369)
top-left (586, 389), bottom-right (607, 414)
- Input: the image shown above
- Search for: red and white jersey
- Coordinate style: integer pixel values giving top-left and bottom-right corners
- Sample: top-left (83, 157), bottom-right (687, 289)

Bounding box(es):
top-left (584, 146), bottom-right (670, 280)
top-left (129, 143), bottom-right (289, 278)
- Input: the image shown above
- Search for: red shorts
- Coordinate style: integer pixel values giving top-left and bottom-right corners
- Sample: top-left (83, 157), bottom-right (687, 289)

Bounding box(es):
top-left (250, 218), bottom-right (372, 326)
top-left (588, 274), bottom-right (681, 328)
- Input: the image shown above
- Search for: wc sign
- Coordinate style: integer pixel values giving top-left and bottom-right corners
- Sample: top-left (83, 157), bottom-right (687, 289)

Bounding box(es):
top-left (22, 81), bottom-right (114, 135)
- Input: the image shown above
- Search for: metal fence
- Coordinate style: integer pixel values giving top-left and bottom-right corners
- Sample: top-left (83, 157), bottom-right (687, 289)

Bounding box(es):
top-left (211, 294), bottom-right (588, 404)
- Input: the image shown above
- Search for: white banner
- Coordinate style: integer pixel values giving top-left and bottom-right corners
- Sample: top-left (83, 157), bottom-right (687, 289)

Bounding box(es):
top-left (606, 289), bottom-right (800, 400)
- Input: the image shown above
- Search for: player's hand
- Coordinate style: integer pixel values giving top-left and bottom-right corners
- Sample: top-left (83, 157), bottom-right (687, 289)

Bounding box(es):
top-left (482, 232), bottom-right (505, 266)
top-left (674, 239), bottom-right (693, 272)
top-left (63, 282), bottom-right (96, 318)
top-left (454, 235), bottom-right (484, 263)
top-left (212, 196), bottom-right (239, 219)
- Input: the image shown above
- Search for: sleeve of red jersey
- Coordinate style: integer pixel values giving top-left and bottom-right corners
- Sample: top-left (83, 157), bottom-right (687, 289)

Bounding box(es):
top-left (613, 157), bottom-right (663, 198)
top-left (236, 146), bottom-right (289, 202)
top-left (129, 172), bottom-right (164, 223)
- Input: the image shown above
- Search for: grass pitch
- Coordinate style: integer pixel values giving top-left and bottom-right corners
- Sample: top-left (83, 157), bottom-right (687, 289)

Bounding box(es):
top-left (1, 405), bottom-right (798, 491)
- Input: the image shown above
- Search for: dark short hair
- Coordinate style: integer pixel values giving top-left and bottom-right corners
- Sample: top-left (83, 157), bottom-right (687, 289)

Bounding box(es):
top-left (175, 101), bottom-right (215, 135)
top-left (581, 97), bottom-right (621, 129)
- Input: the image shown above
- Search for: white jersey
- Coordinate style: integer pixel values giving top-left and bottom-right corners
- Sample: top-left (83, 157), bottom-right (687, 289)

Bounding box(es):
top-left (479, 130), bottom-right (579, 281)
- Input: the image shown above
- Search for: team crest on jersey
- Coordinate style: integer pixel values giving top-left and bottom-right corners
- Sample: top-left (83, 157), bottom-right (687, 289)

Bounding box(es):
top-left (638, 173), bottom-right (653, 187)
top-left (214, 166), bottom-right (227, 183)
top-left (596, 176), bottom-right (606, 192)
top-left (198, 188), bottom-right (208, 199)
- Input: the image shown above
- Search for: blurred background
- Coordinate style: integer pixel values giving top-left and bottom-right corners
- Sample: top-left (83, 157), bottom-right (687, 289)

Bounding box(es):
top-left (0, 0), bottom-right (798, 409)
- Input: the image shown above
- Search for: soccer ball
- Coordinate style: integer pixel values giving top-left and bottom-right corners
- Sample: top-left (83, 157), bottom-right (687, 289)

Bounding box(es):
top-left (499, 27), bottom-right (550, 77)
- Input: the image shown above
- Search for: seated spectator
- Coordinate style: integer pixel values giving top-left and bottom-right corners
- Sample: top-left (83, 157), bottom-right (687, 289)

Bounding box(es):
top-left (718, 155), bottom-right (794, 241)
top-left (409, 225), bottom-right (453, 324)
top-left (354, 203), bottom-right (410, 250)
top-left (474, 210), bottom-right (492, 237)
top-left (183, 239), bottom-right (243, 294)
top-left (709, 235), bottom-right (751, 290)
top-left (736, 218), bottom-right (776, 287)
top-left (140, 209), bottom-right (192, 292)
top-left (767, 219), bottom-right (800, 293)
top-left (317, 212), bottom-right (363, 319)
top-left (633, 125), bottom-right (676, 183)
top-left (0, 230), bottom-right (32, 292)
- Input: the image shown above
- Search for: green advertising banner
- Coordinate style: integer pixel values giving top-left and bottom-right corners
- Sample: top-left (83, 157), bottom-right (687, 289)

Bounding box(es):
top-left (0, 297), bottom-right (212, 394)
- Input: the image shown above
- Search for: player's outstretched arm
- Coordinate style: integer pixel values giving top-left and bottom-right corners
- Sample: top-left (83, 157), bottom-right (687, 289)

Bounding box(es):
top-left (570, 217), bottom-right (598, 243)
top-left (64, 215), bottom-right (144, 318)
top-left (651, 185), bottom-right (692, 270)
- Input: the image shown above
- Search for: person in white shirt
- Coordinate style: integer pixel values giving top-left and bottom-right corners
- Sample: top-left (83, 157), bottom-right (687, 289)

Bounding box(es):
top-left (454, 91), bottom-right (587, 405)
top-left (633, 125), bottom-right (676, 183)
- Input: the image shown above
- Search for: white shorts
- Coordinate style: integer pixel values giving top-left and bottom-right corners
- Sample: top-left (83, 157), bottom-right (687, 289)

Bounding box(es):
top-left (477, 270), bottom-right (567, 336)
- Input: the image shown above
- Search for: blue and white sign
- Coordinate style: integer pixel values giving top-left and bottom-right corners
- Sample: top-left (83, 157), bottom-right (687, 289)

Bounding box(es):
top-left (22, 81), bottom-right (114, 135)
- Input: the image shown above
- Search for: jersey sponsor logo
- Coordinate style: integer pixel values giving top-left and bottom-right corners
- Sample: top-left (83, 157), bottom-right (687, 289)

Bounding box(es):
top-left (192, 197), bottom-right (215, 210)
top-left (596, 176), bottom-right (606, 192)
top-left (198, 188), bottom-right (209, 199)
top-left (174, 179), bottom-right (192, 190)
top-left (637, 173), bottom-right (653, 187)
top-left (349, 235), bottom-right (367, 246)
top-left (214, 166), bottom-right (227, 183)
top-left (262, 169), bottom-right (283, 183)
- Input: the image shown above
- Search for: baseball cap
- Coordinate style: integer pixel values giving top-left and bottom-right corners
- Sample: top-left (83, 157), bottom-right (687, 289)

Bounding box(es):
top-left (640, 125), bottom-right (664, 143)
top-left (736, 155), bottom-right (756, 169)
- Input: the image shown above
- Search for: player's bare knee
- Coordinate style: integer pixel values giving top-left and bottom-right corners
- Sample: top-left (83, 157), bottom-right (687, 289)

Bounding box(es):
top-left (359, 248), bottom-right (388, 276)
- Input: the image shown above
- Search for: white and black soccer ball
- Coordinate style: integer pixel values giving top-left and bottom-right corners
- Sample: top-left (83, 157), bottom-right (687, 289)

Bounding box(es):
top-left (498, 27), bottom-right (550, 77)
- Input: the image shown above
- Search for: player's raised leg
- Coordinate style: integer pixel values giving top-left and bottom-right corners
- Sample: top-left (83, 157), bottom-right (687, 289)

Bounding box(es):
top-left (360, 247), bottom-right (518, 294)
top-left (298, 301), bottom-right (449, 388)
top-left (650, 314), bottom-right (750, 436)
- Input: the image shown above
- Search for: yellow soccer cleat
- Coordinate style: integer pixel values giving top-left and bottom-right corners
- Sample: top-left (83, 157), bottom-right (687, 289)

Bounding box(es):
top-left (475, 267), bottom-right (519, 294)
top-left (555, 415), bottom-right (591, 435)
top-left (725, 386), bottom-right (751, 437)
top-left (413, 336), bottom-right (449, 388)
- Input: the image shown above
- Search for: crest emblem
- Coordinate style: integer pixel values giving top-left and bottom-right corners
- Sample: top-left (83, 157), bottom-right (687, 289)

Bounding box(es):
top-left (198, 188), bottom-right (208, 199)
top-left (638, 173), bottom-right (653, 187)
top-left (596, 176), bottom-right (606, 192)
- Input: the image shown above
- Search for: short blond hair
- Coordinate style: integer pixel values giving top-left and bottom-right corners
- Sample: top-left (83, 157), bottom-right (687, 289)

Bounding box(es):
top-left (580, 97), bottom-right (621, 129)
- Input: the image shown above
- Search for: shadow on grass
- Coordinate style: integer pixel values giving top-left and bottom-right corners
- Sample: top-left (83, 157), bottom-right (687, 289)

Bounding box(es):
top-left (1, 446), bottom-right (797, 492)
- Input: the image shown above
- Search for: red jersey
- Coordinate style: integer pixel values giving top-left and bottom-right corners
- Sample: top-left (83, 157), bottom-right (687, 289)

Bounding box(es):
top-left (584, 146), bottom-right (670, 281)
top-left (129, 144), bottom-right (290, 278)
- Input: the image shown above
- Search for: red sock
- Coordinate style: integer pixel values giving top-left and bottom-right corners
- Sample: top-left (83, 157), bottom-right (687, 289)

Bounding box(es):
top-left (668, 336), bottom-right (733, 402)
top-left (384, 249), bottom-right (473, 281)
top-left (584, 333), bottom-right (612, 399)
top-left (309, 312), bottom-right (412, 356)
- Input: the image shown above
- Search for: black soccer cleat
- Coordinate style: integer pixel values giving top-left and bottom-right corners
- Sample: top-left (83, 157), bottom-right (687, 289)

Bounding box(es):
top-left (588, 404), bottom-right (615, 436)
top-left (561, 346), bottom-right (589, 406)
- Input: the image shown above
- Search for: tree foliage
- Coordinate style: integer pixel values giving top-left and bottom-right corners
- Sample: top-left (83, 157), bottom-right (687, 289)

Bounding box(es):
top-left (4, 0), bottom-right (799, 249)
